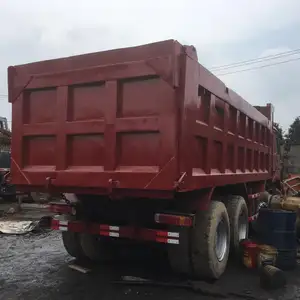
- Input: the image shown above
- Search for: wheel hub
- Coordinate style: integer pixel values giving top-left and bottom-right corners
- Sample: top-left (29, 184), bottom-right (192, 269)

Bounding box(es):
top-left (215, 218), bottom-right (228, 261)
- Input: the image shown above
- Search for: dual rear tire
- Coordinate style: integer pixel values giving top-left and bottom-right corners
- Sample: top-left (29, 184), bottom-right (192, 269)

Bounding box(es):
top-left (62, 195), bottom-right (248, 280)
top-left (225, 195), bottom-right (249, 256)
top-left (62, 231), bottom-right (85, 259)
top-left (168, 196), bottom-right (248, 279)
top-left (62, 232), bottom-right (113, 262)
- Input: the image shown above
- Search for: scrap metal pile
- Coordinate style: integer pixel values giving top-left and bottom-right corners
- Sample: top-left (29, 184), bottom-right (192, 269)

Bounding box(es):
top-left (240, 178), bottom-right (300, 289)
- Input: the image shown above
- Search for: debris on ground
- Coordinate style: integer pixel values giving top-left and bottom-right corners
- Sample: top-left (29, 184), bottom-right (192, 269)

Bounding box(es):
top-left (0, 200), bottom-right (53, 234)
top-left (114, 275), bottom-right (259, 299)
top-left (0, 220), bottom-right (39, 234)
top-left (1, 231), bottom-right (300, 300)
top-left (260, 265), bottom-right (287, 290)
top-left (68, 263), bottom-right (91, 274)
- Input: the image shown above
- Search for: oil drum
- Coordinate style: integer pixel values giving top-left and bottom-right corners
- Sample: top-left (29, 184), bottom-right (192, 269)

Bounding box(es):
top-left (256, 208), bottom-right (297, 270)
top-left (257, 209), bottom-right (296, 232)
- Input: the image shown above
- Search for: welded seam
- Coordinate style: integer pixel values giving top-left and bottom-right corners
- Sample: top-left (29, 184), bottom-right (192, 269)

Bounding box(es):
top-left (145, 56), bottom-right (177, 88)
top-left (143, 156), bottom-right (175, 189)
top-left (11, 157), bottom-right (31, 184)
top-left (11, 76), bottom-right (33, 103)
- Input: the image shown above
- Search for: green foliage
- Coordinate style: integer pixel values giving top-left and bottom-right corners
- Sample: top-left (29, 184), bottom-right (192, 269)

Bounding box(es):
top-left (273, 122), bottom-right (284, 146)
top-left (284, 116), bottom-right (300, 153)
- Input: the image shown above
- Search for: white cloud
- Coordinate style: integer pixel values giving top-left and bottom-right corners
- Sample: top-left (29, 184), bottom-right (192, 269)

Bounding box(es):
top-left (0, 0), bottom-right (299, 128)
top-left (1, 0), bottom-right (300, 51)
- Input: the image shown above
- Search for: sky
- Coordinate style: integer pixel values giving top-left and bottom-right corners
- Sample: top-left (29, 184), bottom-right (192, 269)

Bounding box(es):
top-left (0, 0), bottom-right (300, 131)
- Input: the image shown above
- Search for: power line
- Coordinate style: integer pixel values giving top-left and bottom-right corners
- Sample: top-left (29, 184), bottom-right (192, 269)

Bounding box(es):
top-left (215, 56), bottom-right (300, 76)
top-left (210, 48), bottom-right (300, 70)
top-left (210, 48), bottom-right (300, 71)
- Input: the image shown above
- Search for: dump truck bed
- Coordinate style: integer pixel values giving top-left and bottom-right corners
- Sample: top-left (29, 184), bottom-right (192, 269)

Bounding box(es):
top-left (8, 40), bottom-right (274, 197)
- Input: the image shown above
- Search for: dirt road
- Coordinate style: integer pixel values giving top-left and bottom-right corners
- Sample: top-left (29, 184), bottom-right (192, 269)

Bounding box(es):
top-left (0, 231), bottom-right (299, 300)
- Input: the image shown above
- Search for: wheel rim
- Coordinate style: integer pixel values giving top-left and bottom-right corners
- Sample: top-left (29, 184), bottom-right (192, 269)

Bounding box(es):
top-left (215, 218), bottom-right (228, 261)
top-left (238, 211), bottom-right (247, 241)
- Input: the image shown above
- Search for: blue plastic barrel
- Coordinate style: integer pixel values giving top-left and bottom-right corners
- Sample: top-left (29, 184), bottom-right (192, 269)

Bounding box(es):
top-left (256, 208), bottom-right (297, 270)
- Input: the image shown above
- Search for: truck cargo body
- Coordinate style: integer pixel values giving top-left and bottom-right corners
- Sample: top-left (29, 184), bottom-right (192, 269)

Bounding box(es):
top-left (8, 40), bottom-right (275, 197)
top-left (8, 40), bottom-right (279, 280)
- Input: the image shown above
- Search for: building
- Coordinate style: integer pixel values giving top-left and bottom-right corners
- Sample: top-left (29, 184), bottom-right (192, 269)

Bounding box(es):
top-left (283, 144), bottom-right (300, 176)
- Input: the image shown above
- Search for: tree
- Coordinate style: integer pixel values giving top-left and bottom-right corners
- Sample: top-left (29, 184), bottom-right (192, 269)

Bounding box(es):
top-left (273, 122), bottom-right (284, 146)
top-left (284, 117), bottom-right (300, 153)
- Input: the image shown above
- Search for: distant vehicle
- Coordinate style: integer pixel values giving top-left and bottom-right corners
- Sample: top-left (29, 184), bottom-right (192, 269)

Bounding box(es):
top-left (0, 117), bottom-right (15, 200)
top-left (8, 40), bottom-right (281, 279)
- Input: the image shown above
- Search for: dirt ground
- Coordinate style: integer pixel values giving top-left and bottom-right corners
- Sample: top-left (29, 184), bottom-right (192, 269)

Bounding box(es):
top-left (1, 230), bottom-right (300, 300)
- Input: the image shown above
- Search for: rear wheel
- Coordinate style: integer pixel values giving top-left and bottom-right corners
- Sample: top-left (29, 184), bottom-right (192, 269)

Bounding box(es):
top-left (62, 231), bottom-right (85, 259)
top-left (225, 195), bottom-right (248, 255)
top-left (80, 233), bottom-right (113, 262)
top-left (168, 201), bottom-right (230, 279)
top-left (191, 201), bottom-right (230, 279)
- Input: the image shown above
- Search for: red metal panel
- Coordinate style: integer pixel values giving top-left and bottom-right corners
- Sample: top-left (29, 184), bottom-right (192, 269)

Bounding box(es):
top-left (56, 86), bottom-right (68, 170)
top-left (179, 47), bottom-right (274, 191)
top-left (25, 61), bottom-right (158, 90)
top-left (9, 43), bottom-right (180, 194)
top-left (9, 40), bottom-right (275, 197)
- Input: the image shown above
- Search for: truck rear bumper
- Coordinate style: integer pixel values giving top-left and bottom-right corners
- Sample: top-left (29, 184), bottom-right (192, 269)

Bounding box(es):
top-left (51, 218), bottom-right (180, 245)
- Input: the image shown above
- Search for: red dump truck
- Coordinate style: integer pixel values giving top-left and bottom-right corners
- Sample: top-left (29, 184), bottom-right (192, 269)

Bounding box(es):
top-left (8, 40), bottom-right (280, 279)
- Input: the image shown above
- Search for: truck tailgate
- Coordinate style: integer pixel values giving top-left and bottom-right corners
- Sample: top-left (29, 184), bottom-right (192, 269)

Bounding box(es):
top-left (8, 40), bottom-right (181, 193)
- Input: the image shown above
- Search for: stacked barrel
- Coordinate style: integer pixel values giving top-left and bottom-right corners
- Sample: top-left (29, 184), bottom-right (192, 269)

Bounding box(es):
top-left (257, 209), bottom-right (297, 270)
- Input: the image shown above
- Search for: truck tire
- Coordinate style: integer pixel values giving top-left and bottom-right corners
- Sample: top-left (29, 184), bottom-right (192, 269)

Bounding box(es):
top-left (191, 201), bottom-right (230, 279)
top-left (168, 227), bottom-right (192, 275)
top-left (225, 195), bottom-right (248, 256)
top-left (80, 233), bottom-right (112, 262)
top-left (62, 231), bottom-right (85, 259)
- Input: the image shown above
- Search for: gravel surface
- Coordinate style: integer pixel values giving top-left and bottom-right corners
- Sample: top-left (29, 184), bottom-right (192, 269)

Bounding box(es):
top-left (1, 231), bottom-right (300, 300)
